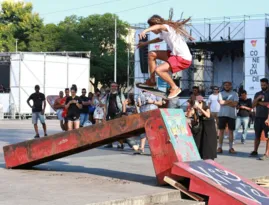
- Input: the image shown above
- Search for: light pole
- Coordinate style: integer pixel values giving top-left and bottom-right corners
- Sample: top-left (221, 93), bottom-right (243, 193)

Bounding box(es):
top-left (114, 15), bottom-right (117, 82)
top-left (127, 48), bottom-right (130, 87)
top-left (15, 39), bottom-right (18, 53)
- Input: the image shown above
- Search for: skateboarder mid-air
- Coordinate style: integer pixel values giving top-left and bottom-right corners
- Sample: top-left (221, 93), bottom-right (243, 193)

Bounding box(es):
top-left (137, 13), bottom-right (194, 99)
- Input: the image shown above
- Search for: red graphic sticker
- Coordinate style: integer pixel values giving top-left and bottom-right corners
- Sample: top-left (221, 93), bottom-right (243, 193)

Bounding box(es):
top-left (251, 40), bottom-right (257, 47)
top-left (155, 44), bottom-right (160, 50)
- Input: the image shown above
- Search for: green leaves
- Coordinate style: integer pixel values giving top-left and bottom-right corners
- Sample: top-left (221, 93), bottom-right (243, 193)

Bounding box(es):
top-left (0, 1), bottom-right (131, 87)
top-left (0, 1), bottom-right (43, 52)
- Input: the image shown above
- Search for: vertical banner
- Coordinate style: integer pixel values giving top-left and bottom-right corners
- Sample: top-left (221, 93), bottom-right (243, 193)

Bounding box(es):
top-left (244, 19), bottom-right (266, 99)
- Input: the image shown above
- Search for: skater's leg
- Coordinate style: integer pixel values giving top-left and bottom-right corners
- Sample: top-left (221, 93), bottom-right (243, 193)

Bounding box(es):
top-left (148, 51), bottom-right (169, 82)
top-left (140, 51), bottom-right (169, 88)
top-left (155, 62), bottom-right (181, 99)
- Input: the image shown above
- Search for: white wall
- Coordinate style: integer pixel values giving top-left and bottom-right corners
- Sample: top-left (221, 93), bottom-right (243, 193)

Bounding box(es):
top-left (9, 53), bottom-right (90, 114)
top-left (0, 94), bottom-right (9, 113)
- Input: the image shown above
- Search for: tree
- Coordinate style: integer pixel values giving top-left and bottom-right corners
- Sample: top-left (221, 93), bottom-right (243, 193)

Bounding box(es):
top-left (74, 13), bottom-right (130, 87)
top-left (0, 1), bottom-right (44, 52)
top-left (0, 1), bottom-right (131, 87)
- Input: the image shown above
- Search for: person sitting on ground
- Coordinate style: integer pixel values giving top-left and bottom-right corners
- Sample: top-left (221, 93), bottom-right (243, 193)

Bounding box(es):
top-left (65, 85), bottom-right (82, 131)
top-left (186, 95), bottom-right (217, 160)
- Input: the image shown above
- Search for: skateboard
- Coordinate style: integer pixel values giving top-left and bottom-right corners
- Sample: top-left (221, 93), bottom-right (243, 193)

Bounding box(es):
top-left (136, 83), bottom-right (179, 100)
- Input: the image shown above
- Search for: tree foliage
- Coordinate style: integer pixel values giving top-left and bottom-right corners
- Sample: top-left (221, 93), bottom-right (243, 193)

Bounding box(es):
top-left (0, 1), bottom-right (131, 87)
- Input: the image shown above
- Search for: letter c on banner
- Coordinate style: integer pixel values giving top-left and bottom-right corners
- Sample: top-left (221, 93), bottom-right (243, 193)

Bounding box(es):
top-left (250, 51), bottom-right (258, 56)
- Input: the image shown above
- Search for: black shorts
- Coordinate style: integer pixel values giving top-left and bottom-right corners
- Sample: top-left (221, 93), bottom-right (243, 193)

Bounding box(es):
top-left (218, 117), bottom-right (236, 131)
top-left (254, 117), bottom-right (269, 139)
top-left (67, 115), bottom-right (80, 122)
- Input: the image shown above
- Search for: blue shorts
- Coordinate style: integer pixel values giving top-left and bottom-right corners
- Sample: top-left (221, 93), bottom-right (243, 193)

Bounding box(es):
top-left (32, 112), bottom-right (45, 124)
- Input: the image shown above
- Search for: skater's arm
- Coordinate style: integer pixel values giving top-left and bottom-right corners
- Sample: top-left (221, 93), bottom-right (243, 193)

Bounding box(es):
top-left (139, 25), bottom-right (168, 39)
top-left (147, 38), bottom-right (163, 44)
top-left (137, 38), bottom-right (163, 48)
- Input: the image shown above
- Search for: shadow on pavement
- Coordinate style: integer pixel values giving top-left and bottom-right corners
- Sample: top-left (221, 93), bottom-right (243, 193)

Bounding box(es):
top-left (33, 160), bottom-right (158, 186)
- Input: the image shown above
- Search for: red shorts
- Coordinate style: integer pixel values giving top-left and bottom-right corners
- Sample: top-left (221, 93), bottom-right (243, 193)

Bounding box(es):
top-left (167, 51), bottom-right (192, 73)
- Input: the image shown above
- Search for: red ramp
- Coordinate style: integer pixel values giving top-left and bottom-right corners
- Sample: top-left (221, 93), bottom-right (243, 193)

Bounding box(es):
top-left (4, 108), bottom-right (269, 204)
top-left (3, 109), bottom-right (200, 185)
top-left (172, 160), bottom-right (269, 205)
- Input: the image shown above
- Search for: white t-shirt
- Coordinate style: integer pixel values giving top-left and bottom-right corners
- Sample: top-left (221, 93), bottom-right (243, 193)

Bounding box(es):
top-left (208, 94), bottom-right (220, 113)
top-left (159, 24), bottom-right (192, 61)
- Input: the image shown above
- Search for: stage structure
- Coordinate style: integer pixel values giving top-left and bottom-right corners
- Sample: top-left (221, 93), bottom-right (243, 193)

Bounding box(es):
top-left (0, 52), bottom-right (90, 119)
top-left (133, 14), bottom-right (269, 99)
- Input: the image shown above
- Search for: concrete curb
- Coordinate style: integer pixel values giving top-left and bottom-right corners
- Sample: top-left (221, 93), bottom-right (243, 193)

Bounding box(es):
top-left (86, 190), bottom-right (204, 205)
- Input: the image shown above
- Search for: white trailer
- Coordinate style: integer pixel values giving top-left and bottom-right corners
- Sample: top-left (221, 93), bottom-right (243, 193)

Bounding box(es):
top-left (0, 52), bottom-right (90, 118)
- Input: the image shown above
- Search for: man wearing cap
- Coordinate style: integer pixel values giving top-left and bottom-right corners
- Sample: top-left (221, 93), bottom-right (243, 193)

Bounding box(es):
top-left (27, 85), bottom-right (47, 138)
top-left (217, 81), bottom-right (239, 154)
top-left (208, 86), bottom-right (220, 137)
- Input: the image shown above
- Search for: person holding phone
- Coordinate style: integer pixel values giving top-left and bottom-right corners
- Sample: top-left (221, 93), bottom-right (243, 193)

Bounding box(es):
top-left (186, 96), bottom-right (217, 160)
top-left (65, 85), bottom-right (82, 131)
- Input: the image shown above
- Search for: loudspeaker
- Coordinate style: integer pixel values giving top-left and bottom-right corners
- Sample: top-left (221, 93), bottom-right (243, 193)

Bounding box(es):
top-left (139, 34), bottom-right (149, 74)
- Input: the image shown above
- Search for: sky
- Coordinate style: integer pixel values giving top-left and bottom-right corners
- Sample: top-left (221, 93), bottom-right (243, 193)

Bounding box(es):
top-left (3, 0), bottom-right (269, 24)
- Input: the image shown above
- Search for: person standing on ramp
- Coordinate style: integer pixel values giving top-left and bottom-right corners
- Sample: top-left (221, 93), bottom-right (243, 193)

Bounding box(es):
top-left (137, 12), bottom-right (194, 99)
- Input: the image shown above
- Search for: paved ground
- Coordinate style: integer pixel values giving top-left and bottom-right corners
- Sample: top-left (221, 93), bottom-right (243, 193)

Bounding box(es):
top-left (0, 119), bottom-right (268, 205)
